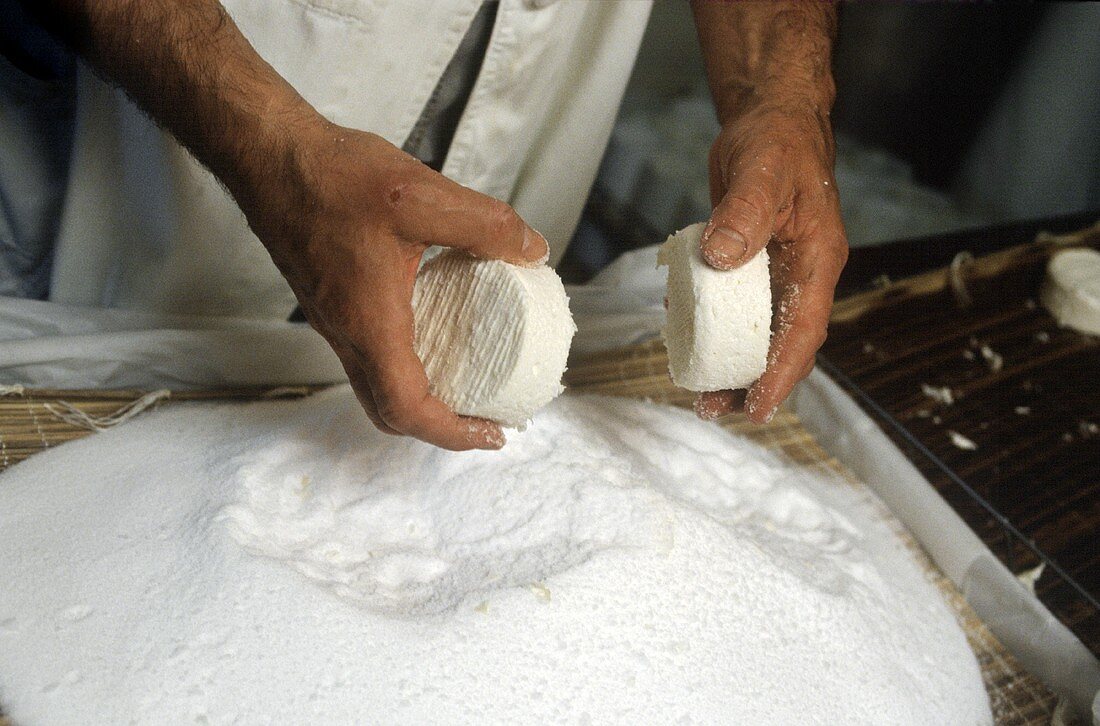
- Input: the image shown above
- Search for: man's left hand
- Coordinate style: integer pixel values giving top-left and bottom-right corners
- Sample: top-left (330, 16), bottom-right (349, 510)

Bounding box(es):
top-left (694, 102), bottom-right (848, 424)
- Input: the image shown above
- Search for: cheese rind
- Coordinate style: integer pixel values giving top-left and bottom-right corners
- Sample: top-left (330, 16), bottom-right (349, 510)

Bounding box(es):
top-left (659, 222), bottom-right (772, 391)
top-left (412, 251), bottom-right (576, 428)
top-left (1040, 248), bottom-right (1100, 336)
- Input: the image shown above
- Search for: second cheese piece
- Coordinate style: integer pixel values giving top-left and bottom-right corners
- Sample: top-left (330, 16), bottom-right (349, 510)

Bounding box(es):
top-left (659, 222), bottom-right (772, 392)
top-left (413, 250), bottom-right (576, 428)
top-left (1040, 247), bottom-right (1100, 336)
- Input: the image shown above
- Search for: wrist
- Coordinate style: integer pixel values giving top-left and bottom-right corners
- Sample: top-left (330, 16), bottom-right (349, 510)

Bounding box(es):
top-left (212, 90), bottom-right (328, 208)
top-left (713, 73), bottom-right (835, 130)
top-left (218, 94), bottom-right (332, 256)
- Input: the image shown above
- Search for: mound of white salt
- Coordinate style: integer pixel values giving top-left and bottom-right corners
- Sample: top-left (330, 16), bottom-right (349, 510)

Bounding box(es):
top-left (0, 389), bottom-right (990, 725)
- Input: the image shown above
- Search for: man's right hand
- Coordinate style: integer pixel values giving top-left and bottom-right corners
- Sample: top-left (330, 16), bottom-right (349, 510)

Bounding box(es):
top-left (253, 123), bottom-right (549, 451)
top-left (29, 0), bottom-right (547, 450)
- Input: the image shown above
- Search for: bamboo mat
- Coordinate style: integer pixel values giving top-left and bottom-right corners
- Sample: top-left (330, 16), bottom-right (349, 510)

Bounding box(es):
top-left (0, 342), bottom-right (1057, 723)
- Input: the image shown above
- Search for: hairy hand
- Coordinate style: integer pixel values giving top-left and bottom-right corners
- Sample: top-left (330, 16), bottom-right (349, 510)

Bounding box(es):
top-left (694, 103), bottom-right (848, 424)
top-left (24, 0), bottom-right (549, 449)
top-left (255, 123), bottom-right (549, 450)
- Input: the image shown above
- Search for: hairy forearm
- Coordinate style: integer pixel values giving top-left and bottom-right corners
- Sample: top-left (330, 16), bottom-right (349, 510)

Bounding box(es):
top-left (25, 0), bottom-right (323, 215)
top-left (690, 0), bottom-right (837, 124)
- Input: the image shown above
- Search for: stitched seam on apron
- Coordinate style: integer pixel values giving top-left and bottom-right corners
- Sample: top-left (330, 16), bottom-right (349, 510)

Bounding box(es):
top-left (392, 6), bottom-right (481, 154)
top-left (444, 0), bottom-right (518, 190)
top-left (281, 0), bottom-right (382, 28)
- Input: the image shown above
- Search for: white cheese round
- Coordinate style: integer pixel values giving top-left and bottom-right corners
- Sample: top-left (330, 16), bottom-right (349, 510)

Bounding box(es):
top-left (1040, 247), bottom-right (1100, 336)
top-left (659, 222), bottom-right (772, 391)
top-left (412, 250), bottom-right (576, 428)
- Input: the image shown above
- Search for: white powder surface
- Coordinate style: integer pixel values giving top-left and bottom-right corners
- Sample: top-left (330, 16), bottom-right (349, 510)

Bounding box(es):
top-left (0, 388), bottom-right (990, 725)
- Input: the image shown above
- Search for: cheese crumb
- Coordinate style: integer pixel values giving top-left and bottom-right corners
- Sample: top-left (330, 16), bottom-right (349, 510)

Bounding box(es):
top-left (1016, 563), bottom-right (1045, 594)
top-left (528, 583), bottom-right (552, 603)
top-left (921, 384), bottom-right (954, 405)
top-left (980, 345), bottom-right (1003, 373)
top-left (948, 431), bottom-right (977, 450)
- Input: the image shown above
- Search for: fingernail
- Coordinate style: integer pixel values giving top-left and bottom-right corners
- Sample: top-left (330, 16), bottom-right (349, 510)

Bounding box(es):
top-left (521, 228), bottom-right (550, 267)
top-left (702, 227), bottom-right (748, 270)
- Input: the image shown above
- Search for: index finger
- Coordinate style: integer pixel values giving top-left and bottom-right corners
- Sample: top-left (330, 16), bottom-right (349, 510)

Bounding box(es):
top-left (746, 219), bottom-right (847, 424)
top-left (386, 172), bottom-right (549, 267)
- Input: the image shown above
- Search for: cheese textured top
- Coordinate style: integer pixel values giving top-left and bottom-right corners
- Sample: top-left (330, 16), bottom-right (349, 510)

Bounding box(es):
top-left (659, 222), bottom-right (772, 391)
top-left (1040, 247), bottom-right (1100, 336)
top-left (412, 251), bottom-right (576, 428)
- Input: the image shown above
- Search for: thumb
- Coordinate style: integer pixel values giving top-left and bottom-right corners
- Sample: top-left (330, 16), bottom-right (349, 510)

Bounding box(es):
top-left (391, 174), bottom-right (549, 266)
top-left (700, 167), bottom-right (783, 271)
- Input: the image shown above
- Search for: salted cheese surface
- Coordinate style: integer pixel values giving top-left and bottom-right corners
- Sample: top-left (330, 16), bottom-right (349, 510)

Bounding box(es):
top-left (1040, 247), bottom-right (1100, 336)
top-left (412, 250), bottom-right (576, 428)
top-left (659, 222), bottom-right (772, 391)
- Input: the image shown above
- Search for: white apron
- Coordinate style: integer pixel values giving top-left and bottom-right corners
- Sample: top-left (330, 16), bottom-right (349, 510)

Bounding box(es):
top-left (48, 0), bottom-right (653, 319)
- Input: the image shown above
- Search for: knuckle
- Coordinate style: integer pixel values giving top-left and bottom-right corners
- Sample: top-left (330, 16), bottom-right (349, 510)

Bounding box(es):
top-left (381, 166), bottom-right (433, 218)
top-left (375, 395), bottom-right (414, 432)
top-left (724, 191), bottom-right (773, 230)
top-left (374, 383), bottom-right (430, 434)
top-left (382, 179), bottom-right (415, 211)
top-left (832, 235), bottom-right (850, 267)
top-left (486, 199), bottom-right (522, 238)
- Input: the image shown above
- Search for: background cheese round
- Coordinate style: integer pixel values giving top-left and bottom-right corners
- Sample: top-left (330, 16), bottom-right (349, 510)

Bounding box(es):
top-left (659, 222), bottom-right (772, 391)
top-left (1040, 247), bottom-right (1100, 336)
top-left (412, 251), bottom-right (576, 428)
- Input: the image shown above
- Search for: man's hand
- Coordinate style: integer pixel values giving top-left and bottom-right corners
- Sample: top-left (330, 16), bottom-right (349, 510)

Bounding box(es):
top-left (259, 124), bottom-right (548, 450)
top-left (691, 1), bottom-right (848, 424)
top-left (30, 0), bottom-right (547, 450)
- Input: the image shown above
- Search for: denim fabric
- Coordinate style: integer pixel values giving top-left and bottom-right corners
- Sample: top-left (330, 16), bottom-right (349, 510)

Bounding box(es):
top-left (0, 53), bottom-right (75, 299)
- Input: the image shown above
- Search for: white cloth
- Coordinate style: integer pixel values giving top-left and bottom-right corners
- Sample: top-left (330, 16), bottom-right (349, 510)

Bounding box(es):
top-left (48, 0), bottom-right (652, 318)
top-left (0, 296), bottom-right (341, 390)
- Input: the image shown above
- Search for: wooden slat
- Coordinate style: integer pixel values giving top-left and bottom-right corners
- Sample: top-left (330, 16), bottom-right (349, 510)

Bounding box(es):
top-left (0, 386), bottom-right (323, 471)
top-left (831, 221), bottom-right (1100, 322)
